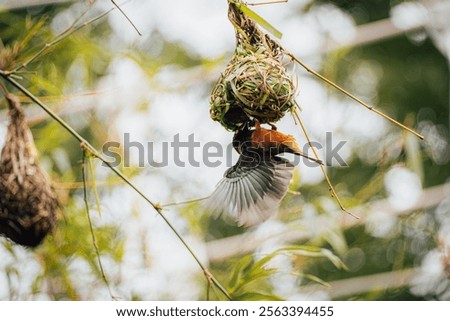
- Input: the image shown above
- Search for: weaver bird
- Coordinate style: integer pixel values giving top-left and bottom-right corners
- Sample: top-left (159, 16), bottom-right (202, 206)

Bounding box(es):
top-left (206, 120), bottom-right (322, 226)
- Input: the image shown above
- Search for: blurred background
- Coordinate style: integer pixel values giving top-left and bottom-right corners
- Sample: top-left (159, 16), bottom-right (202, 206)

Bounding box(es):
top-left (0, 0), bottom-right (449, 300)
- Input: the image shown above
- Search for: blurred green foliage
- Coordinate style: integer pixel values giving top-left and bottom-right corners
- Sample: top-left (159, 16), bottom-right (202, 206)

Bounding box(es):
top-left (0, 0), bottom-right (448, 301)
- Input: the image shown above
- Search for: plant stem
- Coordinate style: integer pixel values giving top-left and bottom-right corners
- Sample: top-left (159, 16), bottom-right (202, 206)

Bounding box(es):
top-left (81, 151), bottom-right (116, 300)
top-left (287, 53), bottom-right (424, 140)
top-left (9, 8), bottom-right (115, 75)
top-left (293, 108), bottom-right (359, 219)
top-left (161, 196), bottom-right (210, 208)
top-left (0, 71), bottom-right (232, 300)
top-left (111, 0), bottom-right (142, 36)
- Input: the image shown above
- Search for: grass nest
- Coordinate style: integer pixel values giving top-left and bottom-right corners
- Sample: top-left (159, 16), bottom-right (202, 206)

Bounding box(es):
top-left (0, 94), bottom-right (58, 247)
top-left (210, 1), bottom-right (297, 131)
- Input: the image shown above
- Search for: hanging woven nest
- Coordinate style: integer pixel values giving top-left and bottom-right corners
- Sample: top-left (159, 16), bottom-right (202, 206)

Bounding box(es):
top-left (210, 1), bottom-right (297, 131)
top-left (0, 94), bottom-right (58, 247)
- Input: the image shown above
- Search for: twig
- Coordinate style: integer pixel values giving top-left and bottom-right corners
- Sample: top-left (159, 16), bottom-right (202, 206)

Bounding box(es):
top-left (53, 178), bottom-right (122, 190)
top-left (0, 72), bottom-right (232, 301)
top-left (293, 108), bottom-right (359, 219)
top-left (204, 269), bottom-right (226, 300)
top-left (9, 7), bottom-right (116, 75)
top-left (111, 0), bottom-right (142, 36)
top-left (161, 196), bottom-right (210, 208)
top-left (206, 281), bottom-right (211, 301)
top-left (286, 53), bottom-right (424, 140)
top-left (81, 150), bottom-right (115, 300)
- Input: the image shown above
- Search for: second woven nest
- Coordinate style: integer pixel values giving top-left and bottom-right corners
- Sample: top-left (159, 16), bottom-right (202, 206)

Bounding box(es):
top-left (0, 94), bottom-right (58, 247)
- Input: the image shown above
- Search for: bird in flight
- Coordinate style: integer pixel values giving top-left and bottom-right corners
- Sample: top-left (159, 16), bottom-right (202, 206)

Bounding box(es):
top-left (206, 119), bottom-right (322, 226)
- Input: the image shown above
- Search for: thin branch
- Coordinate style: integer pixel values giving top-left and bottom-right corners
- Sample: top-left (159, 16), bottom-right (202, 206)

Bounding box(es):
top-left (111, 0), bottom-right (142, 36)
top-left (9, 7), bottom-right (116, 75)
top-left (204, 269), bottom-right (227, 300)
top-left (206, 281), bottom-right (211, 301)
top-left (53, 178), bottom-right (122, 190)
top-left (161, 196), bottom-right (210, 208)
top-left (0, 71), bottom-right (232, 301)
top-left (286, 53), bottom-right (424, 140)
top-left (81, 151), bottom-right (115, 300)
top-left (293, 108), bottom-right (359, 219)
top-left (1, 74), bottom-right (94, 147)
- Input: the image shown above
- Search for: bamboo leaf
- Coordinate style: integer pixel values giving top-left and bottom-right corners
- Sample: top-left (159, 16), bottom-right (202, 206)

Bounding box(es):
top-left (228, 255), bottom-right (253, 290)
top-left (320, 248), bottom-right (349, 270)
top-left (21, 17), bottom-right (48, 49)
top-left (246, 267), bottom-right (278, 283)
top-left (276, 245), bottom-right (348, 270)
top-left (236, 3), bottom-right (283, 39)
top-left (252, 251), bottom-right (279, 271)
top-left (292, 272), bottom-right (331, 287)
top-left (232, 292), bottom-right (283, 301)
top-left (275, 245), bottom-right (324, 255)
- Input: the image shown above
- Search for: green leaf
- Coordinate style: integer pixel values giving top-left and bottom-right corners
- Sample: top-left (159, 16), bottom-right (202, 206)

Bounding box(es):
top-left (292, 272), bottom-right (331, 288)
top-left (246, 267), bottom-right (278, 284)
top-left (275, 245), bottom-right (324, 258)
top-left (251, 251), bottom-right (279, 271)
top-left (323, 229), bottom-right (348, 256)
top-left (320, 249), bottom-right (348, 270)
top-left (232, 292), bottom-right (283, 301)
top-left (228, 255), bottom-right (253, 290)
top-left (236, 3), bottom-right (283, 39)
top-left (275, 245), bottom-right (348, 270)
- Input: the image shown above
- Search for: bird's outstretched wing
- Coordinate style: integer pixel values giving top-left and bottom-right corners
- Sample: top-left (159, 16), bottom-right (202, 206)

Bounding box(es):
top-left (205, 154), bottom-right (294, 226)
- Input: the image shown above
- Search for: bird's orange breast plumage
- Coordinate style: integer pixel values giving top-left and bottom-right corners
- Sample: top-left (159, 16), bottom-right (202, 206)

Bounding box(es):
top-left (251, 121), bottom-right (302, 154)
